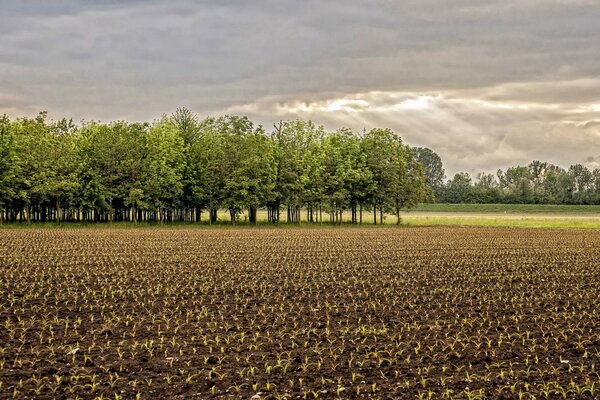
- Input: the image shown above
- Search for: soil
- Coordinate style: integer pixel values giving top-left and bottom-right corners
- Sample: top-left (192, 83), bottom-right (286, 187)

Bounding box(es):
top-left (0, 227), bottom-right (598, 399)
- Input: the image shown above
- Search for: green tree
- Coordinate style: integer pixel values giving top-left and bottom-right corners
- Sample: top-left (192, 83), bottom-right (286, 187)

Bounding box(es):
top-left (173, 107), bottom-right (206, 222)
top-left (473, 172), bottom-right (500, 203)
top-left (362, 128), bottom-right (398, 224)
top-left (142, 116), bottom-right (186, 221)
top-left (320, 128), bottom-right (370, 224)
top-left (498, 166), bottom-right (533, 203)
top-left (388, 147), bottom-right (430, 224)
top-left (47, 118), bottom-right (80, 222)
top-left (271, 120), bottom-right (325, 223)
top-left (413, 146), bottom-right (445, 198)
top-left (216, 116), bottom-right (276, 224)
top-left (78, 121), bottom-right (148, 221)
top-left (0, 115), bottom-right (18, 222)
top-left (443, 173), bottom-right (474, 203)
top-left (568, 164), bottom-right (593, 204)
top-left (8, 112), bottom-right (56, 222)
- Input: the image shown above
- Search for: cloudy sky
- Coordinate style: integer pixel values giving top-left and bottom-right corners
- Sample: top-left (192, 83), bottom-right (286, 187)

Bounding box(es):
top-left (2, 0), bottom-right (600, 175)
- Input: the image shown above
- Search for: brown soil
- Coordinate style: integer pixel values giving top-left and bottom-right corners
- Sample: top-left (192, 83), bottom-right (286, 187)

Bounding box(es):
top-left (0, 227), bottom-right (598, 399)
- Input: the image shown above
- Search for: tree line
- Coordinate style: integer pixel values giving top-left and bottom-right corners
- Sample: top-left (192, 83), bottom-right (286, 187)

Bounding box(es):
top-left (0, 109), bottom-right (431, 224)
top-left (405, 143), bottom-right (600, 206)
top-left (430, 161), bottom-right (600, 205)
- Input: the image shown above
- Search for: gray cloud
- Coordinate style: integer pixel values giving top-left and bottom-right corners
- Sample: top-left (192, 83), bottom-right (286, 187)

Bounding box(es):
top-left (1, 0), bottom-right (600, 173)
top-left (224, 89), bottom-right (600, 175)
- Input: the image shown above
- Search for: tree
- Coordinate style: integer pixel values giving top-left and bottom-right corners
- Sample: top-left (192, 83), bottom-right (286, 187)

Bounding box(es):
top-left (271, 120), bottom-right (324, 223)
top-left (499, 166), bottom-right (533, 203)
top-left (172, 107), bottom-right (202, 146)
top-left (142, 116), bottom-right (186, 221)
top-left (320, 128), bottom-right (371, 224)
top-left (362, 128), bottom-right (397, 224)
top-left (470, 172), bottom-right (500, 203)
top-left (443, 173), bottom-right (474, 203)
top-left (413, 147), bottom-right (445, 198)
top-left (8, 112), bottom-right (56, 222)
top-left (568, 164), bottom-right (593, 204)
top-left (592, 169), bottom-right (600, 204)
top-left (215, 116), bottom-right (276, 224)
top-left (363, 128), bottom-right (428, 224)
top-left (173, 108), bottom-right (206, 222)
top-left (0, 115), bottom-right (17, 222)
top-left (47, 118), bottom-right (80, 222)
top-left (539, 166), bottom-right (573, 204)
top-left (14, 110), bottom-right (600, 223)
top-left (78, 121), bottom-right (148, 221)
top-left (233, 129), bottom-right (276, 224)
top-left (125, 188), bottom-right (147, 223)
top-left (388, 147), bottom-right (430, 224)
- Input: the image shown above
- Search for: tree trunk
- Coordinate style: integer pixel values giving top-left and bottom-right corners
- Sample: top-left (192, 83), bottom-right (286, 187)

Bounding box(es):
top-left (55, 197), bottom-right (61, 223)
top-left (249, 206), bottom-right (257, 224)
top-left (359, 204), bottom-right (363, 224)
top-left (373, 202), bottom-right (377, 225)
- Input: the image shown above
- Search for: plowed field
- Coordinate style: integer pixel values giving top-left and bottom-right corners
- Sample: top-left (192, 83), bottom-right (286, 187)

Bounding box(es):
top-left (1, 227), bottom-right (599, 399)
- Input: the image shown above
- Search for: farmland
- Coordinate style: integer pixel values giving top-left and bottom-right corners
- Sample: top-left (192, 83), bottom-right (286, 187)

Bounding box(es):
top-left (1, 227), bottom-right (599, 399)
top-left (404, 203), bottom-right (600, 214)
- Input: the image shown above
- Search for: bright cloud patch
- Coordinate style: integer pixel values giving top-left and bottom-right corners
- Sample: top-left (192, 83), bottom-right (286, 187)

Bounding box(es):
top-left (393, 96), bottom-right (436, 111)
top-left (325, 99), bottom-right (370, 112)
top-left (225, 82), bottom-right (600, 176)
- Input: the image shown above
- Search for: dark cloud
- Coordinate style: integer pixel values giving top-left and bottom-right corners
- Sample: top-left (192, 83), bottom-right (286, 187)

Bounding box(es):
top-left (1, 1), bottom-right (599, 173)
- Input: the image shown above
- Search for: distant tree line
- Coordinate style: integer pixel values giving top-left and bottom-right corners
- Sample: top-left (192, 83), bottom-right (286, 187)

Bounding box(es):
top-left (0, 109), bottom-right (431, 224)
top-left (416, 153), bottom-right (600, 204)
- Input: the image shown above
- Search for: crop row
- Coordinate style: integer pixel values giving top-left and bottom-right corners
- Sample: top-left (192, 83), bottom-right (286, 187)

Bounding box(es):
top-left (0, 227), bottom-right (599, 399)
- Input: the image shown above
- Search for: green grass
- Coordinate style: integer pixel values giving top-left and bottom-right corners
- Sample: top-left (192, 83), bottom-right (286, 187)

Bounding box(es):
top-left (402, 215), bottom-right (600, 229)
top-left (405, 203), bottom-right (600, 213)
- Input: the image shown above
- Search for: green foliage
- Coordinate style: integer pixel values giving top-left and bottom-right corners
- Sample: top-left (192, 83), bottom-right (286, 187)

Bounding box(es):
top-left (438, 160), bottom-right (600, 205)
top-left (143, 116), bottom-right (186, 211)
top-left (413, 147), bottom-right (445, 190)
top-left (214, 116), bottom-right (276, 223)
top-left (8, 109), bottom-right (600, 224)
top-left (321, 128), bottom-right (369, 211)
top-left (273, 120), bottom-right (324, 207)
top-left (0, 115), bottom-right (17, 213)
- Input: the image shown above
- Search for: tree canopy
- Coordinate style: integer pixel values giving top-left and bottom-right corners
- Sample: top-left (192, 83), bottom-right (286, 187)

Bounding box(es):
top-left (436, 161), bottom-right (600, 205)
top-left (4, 110), bottom-right (596, 224)
top-left (0, 110), bottom-right (430, 224)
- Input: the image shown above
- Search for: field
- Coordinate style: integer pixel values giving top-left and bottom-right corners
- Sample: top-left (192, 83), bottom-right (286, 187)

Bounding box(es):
top-left (401, 213), bottom-right (600, 229)
top-left (1, 228), bottom-right (599, 399)
top-left (5, 203), bottom-right (600, 229)
top-left (404, 204), bottom-right (600, 214)
top-left (400, 204), bottom-right (600, 229)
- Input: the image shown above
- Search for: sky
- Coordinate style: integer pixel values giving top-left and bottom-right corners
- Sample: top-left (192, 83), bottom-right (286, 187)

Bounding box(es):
top-left (1, 0), bottom-right (600, 176)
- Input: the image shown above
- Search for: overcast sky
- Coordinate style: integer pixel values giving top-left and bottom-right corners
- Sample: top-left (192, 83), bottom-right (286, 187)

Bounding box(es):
top-left (2, 0), bottom-right (600, 175)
